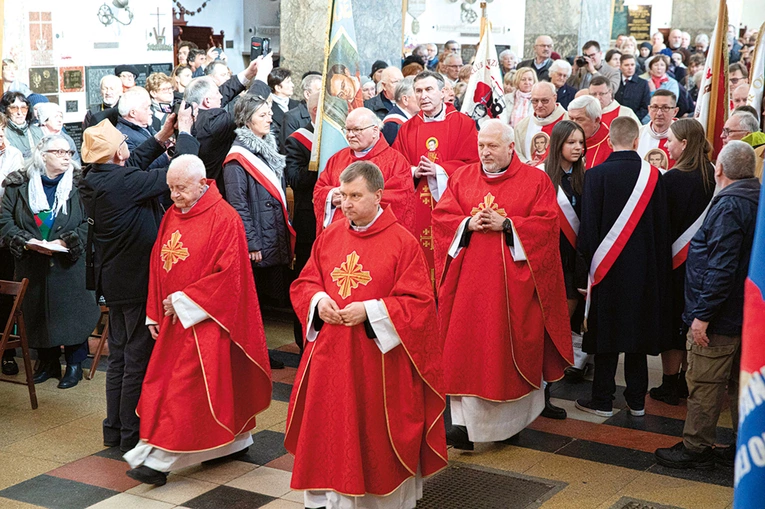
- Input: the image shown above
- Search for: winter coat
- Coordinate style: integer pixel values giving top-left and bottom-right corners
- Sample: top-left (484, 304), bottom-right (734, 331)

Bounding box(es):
top-left (116, 117), bottom-right (169, 169)
top-left (5, 121), bottom-right (43, 160)
top-left (0, 167), bottom-right (100, 349)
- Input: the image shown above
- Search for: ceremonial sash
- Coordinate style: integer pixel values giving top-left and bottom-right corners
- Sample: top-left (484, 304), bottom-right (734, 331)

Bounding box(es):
top-left (671, 200), bottom-right (712, 269)
top-left (224, 146), bottom-right (297, 255)
top-left (556, 186), bottom-right (579, 248)
top-left (383, 113), bottom-right (408, 125)
top-left (291, 128), bottom-right (313, 151)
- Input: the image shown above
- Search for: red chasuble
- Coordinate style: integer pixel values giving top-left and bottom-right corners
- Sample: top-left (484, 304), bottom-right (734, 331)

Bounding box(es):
top-left (286, 207), bottom-right (447, 496)
top-left (433, 159), bottom-right (573, 401)
top-left (585, 122), bottom-right (613, 170)
top-left (313, 137), bottom-right (416, 235)
top-left (392, 104), bottom-right (479, 283)
top-left (140, 182), bottom-right (272, 453)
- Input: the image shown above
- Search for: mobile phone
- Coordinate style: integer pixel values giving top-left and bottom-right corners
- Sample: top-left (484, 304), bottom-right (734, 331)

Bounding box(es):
top-left (250, 37), bottom-right (270, 60)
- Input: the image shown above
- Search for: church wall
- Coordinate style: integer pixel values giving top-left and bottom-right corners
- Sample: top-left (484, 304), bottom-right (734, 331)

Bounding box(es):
top-left (185, 0), bottom-right (246, 73)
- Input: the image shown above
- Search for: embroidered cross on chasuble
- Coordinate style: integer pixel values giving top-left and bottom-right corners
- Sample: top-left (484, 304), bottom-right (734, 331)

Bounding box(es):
top-left (331, 251), bottom-right (372, 299)
top-left (160, 230), bottom-right (190, 272)
top-left (471, 193), bottom-right (507, 217)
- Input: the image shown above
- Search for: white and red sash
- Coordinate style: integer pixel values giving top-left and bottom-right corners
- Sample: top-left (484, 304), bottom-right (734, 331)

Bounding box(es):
top-left (671, 200), bottom-right (712, 269)
top-left (290, 127), bottom-right (314, 151)
top-left (383, 112), bottom-right (408, 125)
top-left (556, 185), bottom-right (579, 248)
top-left (585, 160), bottom-right (660, 322)
top-left (224, 145), bottom-right (297, 255)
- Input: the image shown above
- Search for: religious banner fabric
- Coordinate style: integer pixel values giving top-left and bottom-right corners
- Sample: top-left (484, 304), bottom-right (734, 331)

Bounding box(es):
top-left (460, 20), bottom-right (507, 127)
top-left (746, 21), bottom-right (765, 124)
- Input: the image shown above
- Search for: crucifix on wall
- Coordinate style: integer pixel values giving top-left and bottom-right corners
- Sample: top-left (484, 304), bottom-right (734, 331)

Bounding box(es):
top-left (151, 7), bottom-right (166, 45)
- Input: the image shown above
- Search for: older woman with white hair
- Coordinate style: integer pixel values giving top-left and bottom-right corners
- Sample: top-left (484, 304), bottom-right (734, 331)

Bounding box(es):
top-left (0, 134), bottom-right (100, 388)
top-left (35, 102), bottom-right (80, 163)
top-left (549, 59), bottom-right (577, 109)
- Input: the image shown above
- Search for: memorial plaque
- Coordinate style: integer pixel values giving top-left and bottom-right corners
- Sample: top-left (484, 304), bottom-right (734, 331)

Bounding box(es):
top-left (66, 100), bottom-right (79, 113)
top-left (148, 63), bottom-right (174, 76)
top-left (627, 5), bottom-right (652, 42)
top-left (29, 67), bottom-right (58, 94)
top-left (60, 66), bottom-right (85, 93)
top-left (64, 122), bottom-right (83, 153)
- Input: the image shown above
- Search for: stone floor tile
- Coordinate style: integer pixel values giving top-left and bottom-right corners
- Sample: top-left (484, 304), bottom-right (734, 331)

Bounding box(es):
top-left (1, 424), bottom-right (108, 464)
top-left (0, 451), bottom-right (62, 490)
top-left (183, 485), bottom-right (275, 509)
top-left (225, 466), bottom-right (293, 498)
top-left (0, 474), bottom-right (118, 509)
top-left (259, 499), bottom-right (303, 508)
top-left (174, 460), bottom-right (257, 485)
top-left (617, 470), bottom-right (733, 509)
top-left (86, 493), bottom-right (175, 509)
top-left (126, 475), bottom-right (217, 505)
top-left (47, 455), bottom-right (140, 492)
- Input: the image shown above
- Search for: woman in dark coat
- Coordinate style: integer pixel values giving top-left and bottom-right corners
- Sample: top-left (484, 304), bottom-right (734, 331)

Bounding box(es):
top-left (0, 134), bottom-right (100, 388)
top-left (0, 92), bottom-right (43, 160)
top-left (223, 95), bottom-right (292, 369)
top-left (649, 118), bottom-right (715, 405)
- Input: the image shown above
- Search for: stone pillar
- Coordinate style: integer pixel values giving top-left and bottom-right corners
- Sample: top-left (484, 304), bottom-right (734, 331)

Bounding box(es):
top-left (578, 0), bottom-right (612, 53)
top-left (281, 0), bottom-right (402, 80)
top-left (524, 0), bottom-right (580, 60)
top-left (671, 0), bottom-right (720, 42)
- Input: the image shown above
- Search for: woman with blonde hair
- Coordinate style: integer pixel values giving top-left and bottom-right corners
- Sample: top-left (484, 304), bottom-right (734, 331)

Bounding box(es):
top-left (504, 67), bottom-right (537, 127)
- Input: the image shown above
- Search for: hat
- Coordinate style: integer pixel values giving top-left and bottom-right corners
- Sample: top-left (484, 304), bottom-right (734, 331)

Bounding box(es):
top-left (27, 93), bottom-right (49, 109)
top-left (369, 60), bottom-right (388, 78)
top-left (639, 42), bottom-right (653, 52)
top-left (82, 119), bottom-right (125, 164)
top-left (114, 64), bottom-right (139, 79)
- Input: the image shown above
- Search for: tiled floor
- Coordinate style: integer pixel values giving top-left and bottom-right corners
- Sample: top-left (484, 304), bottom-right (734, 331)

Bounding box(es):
top-left (0, 319), bottom-right (734, 509)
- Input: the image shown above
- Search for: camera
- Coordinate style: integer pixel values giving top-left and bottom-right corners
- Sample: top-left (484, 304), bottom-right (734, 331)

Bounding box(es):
top-left (575, 56), bottom-right (588, 67)
top-left (250, 37), bottom-right (270, 61)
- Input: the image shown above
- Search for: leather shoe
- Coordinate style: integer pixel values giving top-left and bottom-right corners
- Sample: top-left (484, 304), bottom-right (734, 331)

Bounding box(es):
top-left (2, 358), bottom-right (19, 376)
top-left (655, 441), bottom-right (715, 470)
top-left (57, 364), bottom-right (83, 389)
top-left (713, 445), bottom-right (735, 467)
top-left (33, 359), bottom-right (62, 384)
top-left (126, 466), bottom-right (167, 486)
top-left (269, 354), bottom-right (284, 370)
top-left (563, 366), bottom-right (585, 382)
top-left (445, 425), bottom-right (474, 451)
top-left (541, 384), bottom-right (567, 419)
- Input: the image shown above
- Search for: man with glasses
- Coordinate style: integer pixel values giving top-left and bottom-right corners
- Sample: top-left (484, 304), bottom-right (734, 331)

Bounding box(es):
top-left (314, 107), bottom-right (415, 235)
top-left (722, 111), bottom-right (764, 180)
top-left (637, 90), bottom-right (678, 167)
top-left (568, 40), bottom-right (621, 93)
top-left (589, 76), bottom-right (638, 128)
top-left (440, 53), bottom-right (463, 88)
top-left (514, 82), bottom-right (567, 164)
top-left (728, 63), bottom-right (749, 94)
top-left (518, 35), bottom-right (555, 82)
top-left (116, 87), bottom-right (167, 170)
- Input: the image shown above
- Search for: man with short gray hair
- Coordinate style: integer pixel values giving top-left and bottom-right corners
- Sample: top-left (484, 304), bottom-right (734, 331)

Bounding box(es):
top-left (514, 81), bottom-right (567, 164)
top-left (721, 111), bottom-right (764, 180)
top-left (116, 87), bottom-right (167, 169)
top-left (518, 35), bottom-right (555, 82)
top-left (568, 94), bottom-right (613, 168)
top-left (655, 140), bottom-right (760, 470)
top-left (381, 77), bottom-right (419, 145)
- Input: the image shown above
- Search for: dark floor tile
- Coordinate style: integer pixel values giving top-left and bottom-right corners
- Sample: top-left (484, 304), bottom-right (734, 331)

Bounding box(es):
top-left (513, 428), bottom-right (575, 453)
top-left (94, 446), bottom-right (127, 462)
top-left (184, 485), bottom-right (276, 509)
top-left (605, 410), bottom-right (736, 444)
top-left (0, 474), bottom-right (118, 509)
top-left (272, 381), bottom-right (293, 402)
top-left (550, 379), bottom-right (627, 409)
top-left (647, 463), bottom-right (734, 488)
top-left (238, 429), bottom-right (287, 466)
top-left (556, 439), bottom-right (657, 471)
top-left (269, 350), bottom-right (301, 369)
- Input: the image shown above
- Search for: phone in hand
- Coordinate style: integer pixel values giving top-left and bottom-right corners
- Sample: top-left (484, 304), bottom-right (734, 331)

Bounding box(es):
top-left (251, 37), bottom-right (270, 61)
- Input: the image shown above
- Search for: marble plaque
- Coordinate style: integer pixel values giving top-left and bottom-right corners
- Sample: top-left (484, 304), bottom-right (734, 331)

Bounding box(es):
top-left (29, 67), bottom-right (58, 94)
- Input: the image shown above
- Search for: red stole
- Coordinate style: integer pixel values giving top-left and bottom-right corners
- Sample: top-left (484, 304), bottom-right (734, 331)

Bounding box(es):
top-left (141, 181), bottom-right (272, 452)
top-left (601, 107), bottom-right (620, 128)
top-left (224, 146), bottom-right (296, 256)
top-left (585, 123), bottom-right (613, 169)
top-left (286, 207), bottom-right (447, 495)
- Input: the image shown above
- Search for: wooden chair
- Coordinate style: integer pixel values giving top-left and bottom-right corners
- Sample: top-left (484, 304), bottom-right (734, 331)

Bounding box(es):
top-left (0, 279), bottom-right (37, 410)
top-left (86, 306), bottom-right (110, 380)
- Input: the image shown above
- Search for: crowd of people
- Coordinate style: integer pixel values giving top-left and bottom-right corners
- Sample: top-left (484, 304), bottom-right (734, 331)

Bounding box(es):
top-left (0, 23), bottom-right (762, 508)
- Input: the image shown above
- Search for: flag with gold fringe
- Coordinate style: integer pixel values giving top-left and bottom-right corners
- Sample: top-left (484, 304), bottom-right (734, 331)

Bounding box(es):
top-left (746, 21), bottom-right (765, 127)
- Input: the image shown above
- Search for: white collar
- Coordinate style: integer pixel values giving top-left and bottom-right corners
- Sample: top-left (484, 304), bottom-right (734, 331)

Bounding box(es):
top-left (351, 207), bottom-right (384, 231)
top-left (181, 185), bottom-right (209, 214)
top-left (423, 105), bottom-right (446, 123)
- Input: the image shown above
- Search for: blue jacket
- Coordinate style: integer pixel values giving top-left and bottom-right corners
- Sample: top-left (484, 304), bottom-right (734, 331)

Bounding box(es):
top-left (684, 178), bottom-right (761, 335)
top-left (116, 117), bottom-right (169, 170)
top-left (556, 83), bottom-right (578, 110)
top-left (615, 76), bottom-right (651, 124)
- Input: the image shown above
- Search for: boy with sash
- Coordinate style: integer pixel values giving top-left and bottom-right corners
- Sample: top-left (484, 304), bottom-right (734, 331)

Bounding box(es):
top-left (576, 116), bottom-right (673, 417)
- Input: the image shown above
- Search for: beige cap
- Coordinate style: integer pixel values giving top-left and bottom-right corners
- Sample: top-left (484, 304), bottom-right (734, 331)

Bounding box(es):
top-left (82, 119), bottom-right (125, 164)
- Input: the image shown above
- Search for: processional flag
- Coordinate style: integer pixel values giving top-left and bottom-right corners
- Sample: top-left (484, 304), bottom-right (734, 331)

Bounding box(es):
top-left (746, 22), bottom-right (765, 127)
top-left (459, 17), bottom-right (508, 127)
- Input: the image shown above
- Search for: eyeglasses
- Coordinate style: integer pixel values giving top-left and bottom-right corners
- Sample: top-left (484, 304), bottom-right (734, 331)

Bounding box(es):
top-left (442, 64), bottom-right (462, 69)
top-left (7, 105), bottom-right (28, 113)
top-left (45, 149), bottom-right (75, 158)
top-left (648, 105), bottom-right (675, 112)
top-left (729, 77), bottom-right (745, 85)
top-left (119, 134), bottom-right (129, 147)
top-left (721, 128), bottom-right (749, 137)
top-left (342, 125), bottom-right (376, 136)
top-left (531, 98), bottom-right (552, 105)
top-left (158, 86), bottom-right (174, 92)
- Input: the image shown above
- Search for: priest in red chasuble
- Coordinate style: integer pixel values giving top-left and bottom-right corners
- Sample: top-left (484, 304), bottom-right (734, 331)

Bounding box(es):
top-left (288, 161), bottom-right (446, 509)
top-left (124, 155), bottom-right (272, 486)
top-left (567, 95), bottom-right (613, 169)
top-left (433, 120), bottom-right (573, 450)
top-left (392, 71), bottom-right (478, 284)
top-left (313, 107), bottom-right (415, 235)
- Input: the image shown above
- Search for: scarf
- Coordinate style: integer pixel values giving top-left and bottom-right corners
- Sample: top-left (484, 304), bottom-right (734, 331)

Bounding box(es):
top-left (28, 166), bottom-right (74, 216)
top-left (650, 74), bottom-right (669, 91)
top-left (511, 90), bottom-right (532, 127)
top-left (234, 127), bottom-right (286, 180)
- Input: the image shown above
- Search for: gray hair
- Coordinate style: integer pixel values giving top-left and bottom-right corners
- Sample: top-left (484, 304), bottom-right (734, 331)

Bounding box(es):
top-left (394, 77), bottom-right (414, 103)
top-left (301, 74), bottom-right (322, 94)
top-left (481, 119), bottom-right (514, 145)
top-left (499, 49), bottom-right (516, 60)
top-left (717, 140), bottom-right (756, 180)
top-left (413, 71), bottom-right (445, 90)
top-left (169, 154), bottom-right (206, 180)
top-left (184, 77), bottom-right (218, 107)
top-left (731, 111), bottom-right (760, 133)
top-left (340, 161), bottom-right (385, 192)
top-left (695, 33), bottom-right (709, 45)
top-left (35, 102), bottom-right (63, 126)
top-left (233, 94), bottom-right (271, 128)
top-left (548, 59), bottom-right (572, 77)
top-left (568, 95), bottom-right (602, 120)
top-left (118, 87), bottom-right (150, 117)
top-left (26, 134), bottom-right (81, 175)
top-left (100, 74), bottom-right (122, 89)
top-left (204, 60), bottom-right (228, 77)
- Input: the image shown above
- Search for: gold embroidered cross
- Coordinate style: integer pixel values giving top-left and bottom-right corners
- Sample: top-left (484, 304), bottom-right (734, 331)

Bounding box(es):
top-left (471, 193), bottom-right (507, 217)
top-left (331, 251), bottom-right (372, 299)
top-left (160, 230), bottom-right (190, 272)
top-left (421, 184), bottom-right (432, 206)
top-left (420, 226), bottom-right (433, 250)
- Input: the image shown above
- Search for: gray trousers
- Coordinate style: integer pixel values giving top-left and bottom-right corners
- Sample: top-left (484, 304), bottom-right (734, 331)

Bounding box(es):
top-left (103, 303), bottom-right (154, 451)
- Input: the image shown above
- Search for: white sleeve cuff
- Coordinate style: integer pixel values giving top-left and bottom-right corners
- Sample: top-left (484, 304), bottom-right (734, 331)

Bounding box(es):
top-left (322, 188), bottom-right (339, 228)
top-left (508, 220), bottom-right (527, 262)
top-left (237, 70), bottom-right (251, 86)
top-left (448, 217), bottom-right (471, 258)
top-left (362, 300), bottom-right (402, 354)
top-left (171, 291), bottom-right (210, 329)
top-left (427, 165), bottom-right (449, 202)
top-left (146, 317), bottom-right (158, 326)
top-left (306, 291), bottom-right (331, 342)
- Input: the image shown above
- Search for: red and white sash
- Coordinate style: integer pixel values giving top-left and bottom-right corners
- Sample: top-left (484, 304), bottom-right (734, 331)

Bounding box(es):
top-left (671, 199), bottom-right (712, 269)
top-left (224, 145), bottom-right (296, 255)
top-left (556, 185), bottom-right (579, 248)
top-left (585, 161), bottom-right (659, 322)
top-left (291, 128), bottom-right (313, 151)
top-left (383, 112), bottom-right (408, 125)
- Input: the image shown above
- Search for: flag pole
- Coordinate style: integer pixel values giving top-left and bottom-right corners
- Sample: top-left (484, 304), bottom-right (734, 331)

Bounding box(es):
top-left (479, 2), bottom-right (488, 41)
top-left (309, 0), bottom-right (336, 172)
top-left (707, 0), bottom-right (728, 157)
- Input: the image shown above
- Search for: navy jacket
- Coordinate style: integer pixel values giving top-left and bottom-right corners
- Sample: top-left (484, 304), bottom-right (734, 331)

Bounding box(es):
top-left (556, 83), bottom-right (578, 110)
top-left (364, 92), bottom-right (393, 120)
top-left (615, 76), bottom-right (651, 124)
top-left (116, 117), bottom-right (169, 170)
top-left (684, 178), bottom-right (761, 336)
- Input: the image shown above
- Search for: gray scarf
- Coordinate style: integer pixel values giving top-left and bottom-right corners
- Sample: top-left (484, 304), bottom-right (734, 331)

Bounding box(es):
top-left (234, 128), bottom-right (286, 180)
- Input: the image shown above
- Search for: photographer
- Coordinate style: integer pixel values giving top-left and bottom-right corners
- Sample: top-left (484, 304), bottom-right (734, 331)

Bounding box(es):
top-left (568, 40), bottom-right (621, 93)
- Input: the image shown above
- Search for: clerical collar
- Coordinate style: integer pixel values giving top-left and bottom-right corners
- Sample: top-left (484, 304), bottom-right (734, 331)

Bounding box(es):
top-left (272, 95), bottom-right (290, 112)
top-left (423, 105), bottom-right (446, 122)
top-left (648, 122), bottom-right (670, 139)
top-left (181, 185), bottom-right (209, 214)
top-left (482, 165), bottom-right (509, 178)
top-left (353, 143), bottom-right (375, 157)
top-left (351, 207), bottom-right (383, 231)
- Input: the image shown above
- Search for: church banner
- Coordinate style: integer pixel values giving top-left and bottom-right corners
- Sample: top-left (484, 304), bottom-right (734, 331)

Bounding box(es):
top-left (460, 20), bottom-right (508, 127)
top-left (746, 21), bottom-right (765, 126)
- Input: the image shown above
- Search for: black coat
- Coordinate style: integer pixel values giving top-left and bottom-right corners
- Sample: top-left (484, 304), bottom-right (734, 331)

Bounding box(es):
top-left (578, 151), bottom-right (673, 355)
top-left (380, 105), bottom-right (408, 146)
top-left (684, 178), bottom-right (760, 336)
top-left (364, 92), bottom-right (393, 120)
top-left (284, 123), bottom-right (316, 245)
top-left (281, 102), bottom-right (309, 149)
top-left (78, 133), bottom-right (200, 306)
top-left (0, 168), bottom-right (100, 349)
top-left (271, 98), bottom-right (300, 153)
top-left (556, 83), bottom-right (578, 110)
top-left (222, 139), bottom-right (292, 268)
top-left (116, 117), bottom-right (168, 169)
top-left (615, 76), bottom-right (651, 123)
top-left (518, 58), bottom-right (552, 82)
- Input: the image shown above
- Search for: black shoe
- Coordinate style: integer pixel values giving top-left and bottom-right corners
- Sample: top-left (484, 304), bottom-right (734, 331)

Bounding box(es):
top-left (269, 354), bottom-right (284, 370)
top-left (498, 433), bottom-right (521, 445)
top-left (57, 364), bottom-right (83, 389)
top-left (202, 447), bottom-right (250, 466)
top-left (33, 359), bottom-right (62, 383)
top-left (655, 441), bottom-right (715, 470)
top-left (120, 438), bottom-right (139, 453)
top-left (713, 445), bottom-right (735, 467)
top-left (126, 466), bottom-right (168, 486)
top-left (649, 374), bottom-right (680, 406)
top-left (2, 358), bottom-right (19, 376)
top-left (541, 384), bottom-right (567, 419)
top-left (677, 370), bottom-right (689, 399)
top-left (563, 366), bottom-right (585, 382)
top-left (575, 398), bottom-right (613, 417)
top-left (445, 425), bottom-right (474, 451)
top-left (103, 438), bottom-right (120, 447)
